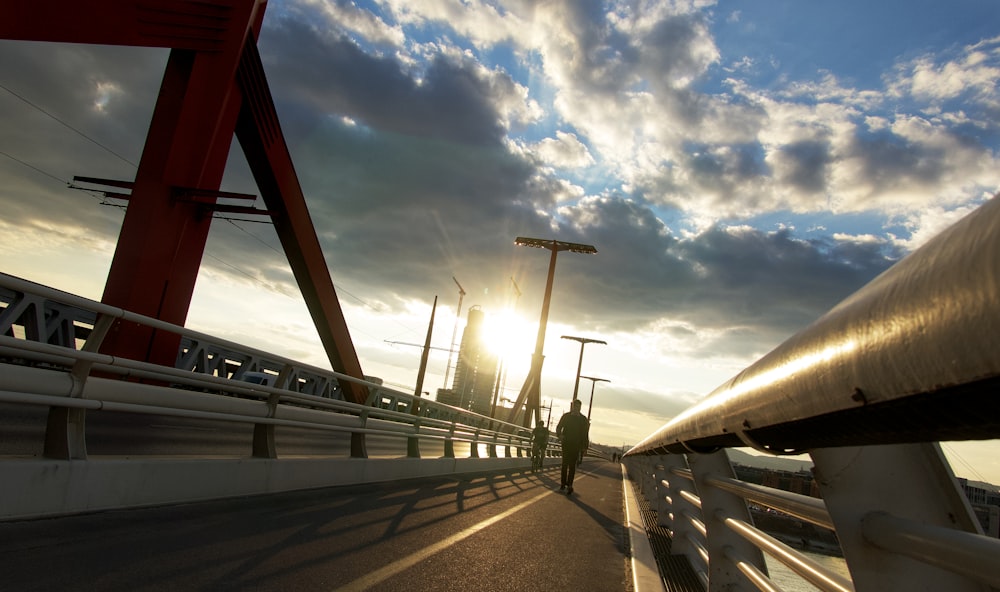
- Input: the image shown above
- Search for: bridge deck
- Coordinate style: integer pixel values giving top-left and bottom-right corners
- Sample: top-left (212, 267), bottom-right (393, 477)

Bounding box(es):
top-left (1, 460), bottom-right (635, 591)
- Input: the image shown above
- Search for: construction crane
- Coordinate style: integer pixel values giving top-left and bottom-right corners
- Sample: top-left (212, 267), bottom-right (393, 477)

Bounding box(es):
top-left (510, 275), bottom-right (522, 306)
top-left (442, 276), bottom-right (465, 390)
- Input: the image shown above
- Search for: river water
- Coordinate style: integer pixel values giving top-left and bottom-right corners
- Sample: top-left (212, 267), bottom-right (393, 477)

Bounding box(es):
top-left (764, 551), bottom-right (851, 591)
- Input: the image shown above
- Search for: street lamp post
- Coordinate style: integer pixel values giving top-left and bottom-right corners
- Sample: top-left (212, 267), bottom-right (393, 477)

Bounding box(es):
top-left (561, 335), bottom-right (606, 403)
top-left (579, 375), bottom-right (610, 420)
top-left (507, 238), bottom-right (597, 427)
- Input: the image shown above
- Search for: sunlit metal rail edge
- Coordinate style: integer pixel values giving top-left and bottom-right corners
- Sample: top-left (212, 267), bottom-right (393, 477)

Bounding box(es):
top-left (623, 197), bottom-right (1000, 591)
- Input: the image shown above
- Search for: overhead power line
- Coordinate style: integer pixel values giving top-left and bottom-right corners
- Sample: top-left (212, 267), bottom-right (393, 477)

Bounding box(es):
top-left (0, 82), bottom-right (137, 168)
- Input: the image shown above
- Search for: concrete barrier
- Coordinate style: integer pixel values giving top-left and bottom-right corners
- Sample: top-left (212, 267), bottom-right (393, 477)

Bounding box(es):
top-left (1, 456), bottom-right (537, 521)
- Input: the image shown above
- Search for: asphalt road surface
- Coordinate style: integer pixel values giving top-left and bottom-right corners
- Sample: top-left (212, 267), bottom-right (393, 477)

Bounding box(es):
top-left (0, 460), bottom-right (630, 591)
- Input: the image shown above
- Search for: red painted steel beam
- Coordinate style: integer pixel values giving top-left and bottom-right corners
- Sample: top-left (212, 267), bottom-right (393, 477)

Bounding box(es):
top-left (1, 1), bottom-right (242, 51)
top-left (234, 41), bottom-right (368, 404)
top-left (2, 2), bottom-right (264, 366)
top-left (97, 4), bottom-right (265, 367)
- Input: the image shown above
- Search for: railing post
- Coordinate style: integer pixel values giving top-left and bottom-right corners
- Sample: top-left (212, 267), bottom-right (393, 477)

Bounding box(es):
top-left (663, 456), bottom-right (702, 565)
top-left (470, 431), bottom-right (480, 458)
top-left (444, 422), bottom-right (456, 458)
top-left (252, 392), bottom-right (280, 458)
top-left (488, 429), bottom-right (499, 458)
top-left (811, 442), bottom-right (985, 591)
top-left (351, 409), bottom-right (369, 458)
top-left (44, 313), bottom-right (115, 460)
top-left (43, 406), bottom-right (88, 460)
top-left (252, 364), bottom-right (292, 459)
top-left (406, 409), bottom-right (421, 458)
top-left (657, 454), bottom-right (687, 529)
top-left (689, 449), bottom-right (768, 591)
top-left (505, 435), bottom-right (513, 458)
top-left (406, 436), bottom-right (420, 458)
top-left (636, 457), bottom-right (655, 499)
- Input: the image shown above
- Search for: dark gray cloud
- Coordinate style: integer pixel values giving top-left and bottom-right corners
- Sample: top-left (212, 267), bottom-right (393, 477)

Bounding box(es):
top-left (673, 225), bottom-right (900, 328)
top-left (638, 13), bottom-right (715, 89)
top-left (847, 131), bottom-right (948, 193)
top-left (536, 198), bottom-right (901, 347)
top-left (775, 140), bottom-right (832, 194)
top-left (0, 41), bottom-right (163, 236)
top-left (260, 18), bottom-right (508, 147)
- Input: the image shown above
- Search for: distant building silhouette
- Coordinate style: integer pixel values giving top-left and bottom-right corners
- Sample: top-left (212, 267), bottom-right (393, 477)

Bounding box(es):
top-left (735, 464), bottom-right (1000, 542)
top-left (734, 464), bottom-right (822, 498)
top-left (959, 478), bottom-right (1000, 538)
top-left (436, 306), bottom-right (498, 415)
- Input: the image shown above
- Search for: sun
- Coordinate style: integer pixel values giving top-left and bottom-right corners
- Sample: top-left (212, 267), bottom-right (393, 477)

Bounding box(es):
top-left (480, 310), bottom-right (534, 358)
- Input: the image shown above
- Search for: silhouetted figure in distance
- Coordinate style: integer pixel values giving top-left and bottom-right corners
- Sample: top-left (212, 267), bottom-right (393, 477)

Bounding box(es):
top-left (530, 420), bottom-right (549, 471)
top-left (556, 399), bottom-right (590, 495)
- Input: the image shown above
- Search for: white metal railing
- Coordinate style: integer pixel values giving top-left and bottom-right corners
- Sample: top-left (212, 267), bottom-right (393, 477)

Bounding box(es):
top-left (625, 446), bottom-right (1000, 592)
top-left (0, 271), bottom-right (562, 463)
top-left (624, 196), bottom-right (1000, 592)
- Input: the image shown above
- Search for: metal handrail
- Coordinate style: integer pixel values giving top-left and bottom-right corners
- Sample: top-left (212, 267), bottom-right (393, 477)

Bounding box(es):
top-left (629, 196), bottom-right (1000, 456)
top-left (861, 512), bottom-right (1000, 589)
top-left (0, 344), bottom-right (586, 461)
top-left (724, 547), bottom-right (782, 592)
top-left (0, 272), bottom-right (537, 448)
top-left (721, 514), bottom-right (854, 592)
top-left (705, 473), bottom-right (832, 530)
top-left (627, 457), bottom-right (856, 592)
top-left (628, 445), bottom-right (1000, 591)
top-left (621, 198), bottom-right (1000, 591)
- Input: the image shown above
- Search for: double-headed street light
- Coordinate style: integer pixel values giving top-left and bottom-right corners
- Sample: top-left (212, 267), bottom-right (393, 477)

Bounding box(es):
top-left (561, 335), bottom-right (606, 403)
top-left (507, 238), bottom-right (597, 427)
top-left (579, 375), bottom-right (610, 420)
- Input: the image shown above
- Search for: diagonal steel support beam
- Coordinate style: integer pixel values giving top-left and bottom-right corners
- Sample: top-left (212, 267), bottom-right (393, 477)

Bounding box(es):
top-left (234, 39), bottom-right (367, 404)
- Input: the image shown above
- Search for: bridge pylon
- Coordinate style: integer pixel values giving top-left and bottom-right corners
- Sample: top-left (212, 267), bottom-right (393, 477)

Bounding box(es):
top-left (2, 1), bottom-right (369, 407)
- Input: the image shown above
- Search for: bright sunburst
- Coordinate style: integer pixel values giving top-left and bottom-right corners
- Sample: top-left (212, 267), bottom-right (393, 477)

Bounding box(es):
top-left (480, 310), bottom-right (534, 359)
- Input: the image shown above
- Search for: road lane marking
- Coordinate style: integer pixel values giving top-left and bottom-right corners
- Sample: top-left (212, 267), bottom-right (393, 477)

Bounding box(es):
top-left (332, 488), bottom-right (554, 591)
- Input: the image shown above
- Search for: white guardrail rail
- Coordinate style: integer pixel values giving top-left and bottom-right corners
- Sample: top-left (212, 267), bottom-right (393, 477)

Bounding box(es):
top-left (0, 271), bottom-right (577, 520)
top-left (624, 196), bottom-right (1000, 592)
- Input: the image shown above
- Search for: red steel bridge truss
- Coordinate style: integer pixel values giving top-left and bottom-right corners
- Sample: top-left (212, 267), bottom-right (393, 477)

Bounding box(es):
top-left (2, 1), bottom-right (368, 404)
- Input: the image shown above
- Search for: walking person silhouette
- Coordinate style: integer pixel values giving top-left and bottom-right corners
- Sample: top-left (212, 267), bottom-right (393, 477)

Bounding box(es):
top-left (556, 399), bottom-right (590, 495)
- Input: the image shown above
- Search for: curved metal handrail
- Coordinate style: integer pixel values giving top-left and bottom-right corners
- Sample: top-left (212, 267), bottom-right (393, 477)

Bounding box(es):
top-left (630, 195), bottom-right (1000, 456)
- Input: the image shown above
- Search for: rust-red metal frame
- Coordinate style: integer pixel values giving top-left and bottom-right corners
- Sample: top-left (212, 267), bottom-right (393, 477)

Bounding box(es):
top-left (2, 0), bottom-right (368, 404)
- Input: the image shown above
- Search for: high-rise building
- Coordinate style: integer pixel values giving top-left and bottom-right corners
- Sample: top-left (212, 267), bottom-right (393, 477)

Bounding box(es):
top-left (435, 306), bottom-right (498, 415)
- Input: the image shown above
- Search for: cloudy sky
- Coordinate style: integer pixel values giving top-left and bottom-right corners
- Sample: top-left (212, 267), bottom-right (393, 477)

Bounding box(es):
top-left (2, 0), bottom-right (999, 482)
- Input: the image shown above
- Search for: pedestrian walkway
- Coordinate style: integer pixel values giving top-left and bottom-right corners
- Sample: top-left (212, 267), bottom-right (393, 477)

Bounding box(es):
top-left (0, 460), bottom-right (629, 591)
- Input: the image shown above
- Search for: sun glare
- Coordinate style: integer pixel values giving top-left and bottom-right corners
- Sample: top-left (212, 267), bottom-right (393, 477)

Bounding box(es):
top-left (481, 310), bottom-right (534, 358)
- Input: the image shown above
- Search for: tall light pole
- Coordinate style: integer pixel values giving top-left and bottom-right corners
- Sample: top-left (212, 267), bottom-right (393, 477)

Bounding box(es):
top-left (507, 238), bottom-right (597, 427)
top-left (561, 335), bottom-right (606, 403)
top-left (579, 375), bottom-right (609, 420)
top-left (408, 295), bottom-right (438, 458)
